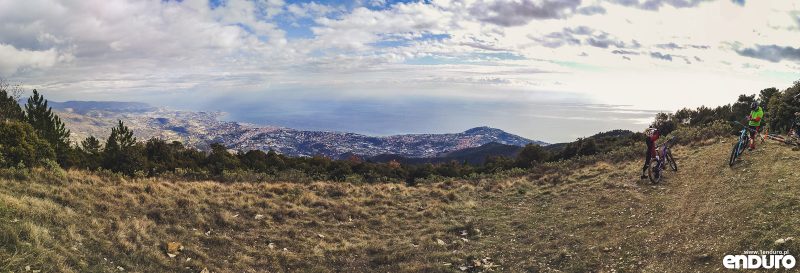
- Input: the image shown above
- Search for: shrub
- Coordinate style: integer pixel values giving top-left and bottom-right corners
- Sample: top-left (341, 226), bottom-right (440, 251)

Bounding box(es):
top-left (0, 121), bottom-right (55, 168)
top-left (670, 120), bottom-right (732, 145)
top-left (0, 163), bottom-right (30, 180)
top-left (42, 159), bottom-right (67, 180)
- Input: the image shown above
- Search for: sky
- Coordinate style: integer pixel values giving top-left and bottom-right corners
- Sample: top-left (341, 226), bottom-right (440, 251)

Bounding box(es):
top-left (1, 0), bottom-right (799, 142)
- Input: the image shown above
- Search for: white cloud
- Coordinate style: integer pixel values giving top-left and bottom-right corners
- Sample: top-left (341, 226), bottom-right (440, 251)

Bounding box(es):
top-left (0, 0), bottom-right (798, 112)
top-left (0, 43), bottom-right (69, 75)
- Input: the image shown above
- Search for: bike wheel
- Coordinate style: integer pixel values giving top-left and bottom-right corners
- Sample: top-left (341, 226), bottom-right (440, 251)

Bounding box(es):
top-left (648, 160), bottom-right (662, 184)
top-left (667, 151), bottom-right (677, 172)
top-left (729, 142), bottom-right (740, 167)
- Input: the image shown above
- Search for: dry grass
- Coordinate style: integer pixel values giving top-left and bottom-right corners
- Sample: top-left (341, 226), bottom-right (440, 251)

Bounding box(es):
top-left (465, 139), bottom-right (800, 272)
top-left (0, 168), bottom-right (501, 273)
top-left (1, 139), bottom-right (799, 272)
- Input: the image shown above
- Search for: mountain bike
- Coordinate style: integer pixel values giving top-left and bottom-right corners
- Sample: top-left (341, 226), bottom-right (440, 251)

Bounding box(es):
top-left (648, 136), bottom-right (677, 184)
top-left (729, 121), bottom-right (757, 167)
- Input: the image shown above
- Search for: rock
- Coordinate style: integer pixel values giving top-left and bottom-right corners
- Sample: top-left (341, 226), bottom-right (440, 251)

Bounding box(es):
top-left (460, 230), bottom-right (468, 236)
top-left (117, 266), bottom-right (125, 271)
top-left (254, 214), bottom-right (265, 220)
top-left (458, 266), bottom-right (468, 271)
top-left (436, 239), bottom-right (446, 246)
top-left (199, 268), bottom-right (210, 273)
top-left (775, 237), bottom-right (793, 245)
top-left (268, 243), bottom-right (275, 249)
top-left (695, 254), bottom-right (712, 262)
top-left (317, 233), bottom-right (325, 238)
top-left (166, 242), bottom-right (183, 258)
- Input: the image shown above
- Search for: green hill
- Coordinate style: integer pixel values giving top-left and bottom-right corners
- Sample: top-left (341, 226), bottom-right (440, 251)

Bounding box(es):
top-left (1, 138), bottom-right (798, 272)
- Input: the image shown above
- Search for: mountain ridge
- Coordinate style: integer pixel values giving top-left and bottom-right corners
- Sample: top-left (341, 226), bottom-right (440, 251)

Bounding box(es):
top-left (47, 100), bottom-right (547, 158)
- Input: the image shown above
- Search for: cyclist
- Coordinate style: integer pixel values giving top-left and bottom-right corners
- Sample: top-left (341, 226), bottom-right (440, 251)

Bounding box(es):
top-left (746, 101), bottom-right (763, 150)
top-left (641, 127), bottom-right (660, 179)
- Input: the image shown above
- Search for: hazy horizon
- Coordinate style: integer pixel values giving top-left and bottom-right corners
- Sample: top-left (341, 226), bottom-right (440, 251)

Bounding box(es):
top-left (3, 0), bottom-right (799, 143)
top-left (34, 89), bottom-right (662, 143)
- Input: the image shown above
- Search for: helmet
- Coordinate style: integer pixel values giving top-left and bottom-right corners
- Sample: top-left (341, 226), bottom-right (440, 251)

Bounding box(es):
top-left (750, 101), bottom-right (758, 110)
top-left (645, 127), bottom-right (658, 137)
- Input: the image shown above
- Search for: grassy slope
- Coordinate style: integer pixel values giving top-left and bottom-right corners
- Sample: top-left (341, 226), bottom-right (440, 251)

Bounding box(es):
top-left (469, 140), bottom-right (800, 272)
top-left (1, 139), bottom-right (798, 272)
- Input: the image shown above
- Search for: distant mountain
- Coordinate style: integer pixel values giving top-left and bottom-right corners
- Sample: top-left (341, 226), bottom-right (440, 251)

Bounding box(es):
top-left (369, 142), bottom-right (524, 165)
top-left (52, 101), bottom-right (547, 158)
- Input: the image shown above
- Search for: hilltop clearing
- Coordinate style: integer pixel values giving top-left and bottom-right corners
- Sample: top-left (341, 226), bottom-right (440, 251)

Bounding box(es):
top-left (0, 139), bottom-right (798, 272)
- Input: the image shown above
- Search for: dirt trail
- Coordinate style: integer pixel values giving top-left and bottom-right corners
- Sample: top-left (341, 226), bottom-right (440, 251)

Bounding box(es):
top-left (469, 139), bottom-right (800, 272)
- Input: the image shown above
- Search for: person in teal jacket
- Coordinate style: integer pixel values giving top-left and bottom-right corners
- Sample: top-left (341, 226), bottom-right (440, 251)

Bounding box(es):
top-left (747, 101), bottom-right (763, 150)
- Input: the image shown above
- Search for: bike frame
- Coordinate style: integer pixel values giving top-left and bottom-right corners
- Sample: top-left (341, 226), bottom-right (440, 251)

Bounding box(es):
top-left (649, 136), bottom-right (676, 183)
top-left (657, 137), bottom-right (675, 159)
top-left (734, 121), bottom-right (751, 156)
top-left (729, 121), bottom-right (756, 167)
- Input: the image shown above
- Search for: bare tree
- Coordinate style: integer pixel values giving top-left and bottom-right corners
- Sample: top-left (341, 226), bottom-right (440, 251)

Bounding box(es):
top-left (1, 78), bottom-right (26, 122)
top-left (0, 78), bottom-right (24, 101)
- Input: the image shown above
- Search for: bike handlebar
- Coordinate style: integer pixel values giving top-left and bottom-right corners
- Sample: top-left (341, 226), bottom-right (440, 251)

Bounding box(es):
top-left (657, 136), bottom-right (677, 148)
top-left (732, 121), bottom-right (758, 132)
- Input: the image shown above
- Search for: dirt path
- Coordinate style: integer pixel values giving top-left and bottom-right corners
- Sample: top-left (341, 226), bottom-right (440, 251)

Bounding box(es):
top-left (468, 139), bottom-right (800, 272)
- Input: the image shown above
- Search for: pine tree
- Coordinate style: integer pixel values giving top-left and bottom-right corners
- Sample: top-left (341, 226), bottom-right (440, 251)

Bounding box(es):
top-left (79, 135), bottom-right (103, 170)
top-left (81, 136), bottom-right (102, 154)
top-left (103, 120), bottom-right (145, 175)
top-left (24, 89), bottom-right (71, 164)
top-left (516, 144), bottom-right (549, 168)
top-left (106, 120), bottom-right (137, 151)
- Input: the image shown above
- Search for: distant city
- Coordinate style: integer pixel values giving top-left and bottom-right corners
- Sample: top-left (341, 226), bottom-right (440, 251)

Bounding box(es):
top-left (51, 101), bottom-right (544, 159)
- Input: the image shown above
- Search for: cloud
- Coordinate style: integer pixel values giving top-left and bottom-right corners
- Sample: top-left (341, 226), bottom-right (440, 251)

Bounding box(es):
top-left (0, 43), bottom-right (71, 76)
top-left (655, 43), bottom-right (710, 50)
top-left (609, 0), bottom-right (710, 10)
top-left (577, 5), bottom-right (607, 15)
top-left (649, 52), bottom-right (673, 61)
top-left (286, 2), bottom-right (340, 19)
top-left (532, 26), bottom-right (639, 49)
top-left (612, 49), bottom-right (639, 55)
top-left (0, 0), bottom-right (797, 119)
top-left (469, 0), bottom-right (583, 27)
top-left (736, 45), bottom-right (800, 63)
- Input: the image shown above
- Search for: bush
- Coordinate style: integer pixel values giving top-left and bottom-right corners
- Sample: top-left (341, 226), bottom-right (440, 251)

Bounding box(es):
top-left (0, 121), bottom-right (55, 168)
top-left (42, 159), bottom-right (67, 180)
top-left (220, 169), bottom-right (270, 183)
top-left (670, 120), bottom-right (732, 145)
top-left (0, 163), bottom-right (30, 180)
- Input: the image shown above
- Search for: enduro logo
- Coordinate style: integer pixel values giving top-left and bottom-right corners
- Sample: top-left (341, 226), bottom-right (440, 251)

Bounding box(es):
top-left (723, 251), bottom-right (796, 269)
